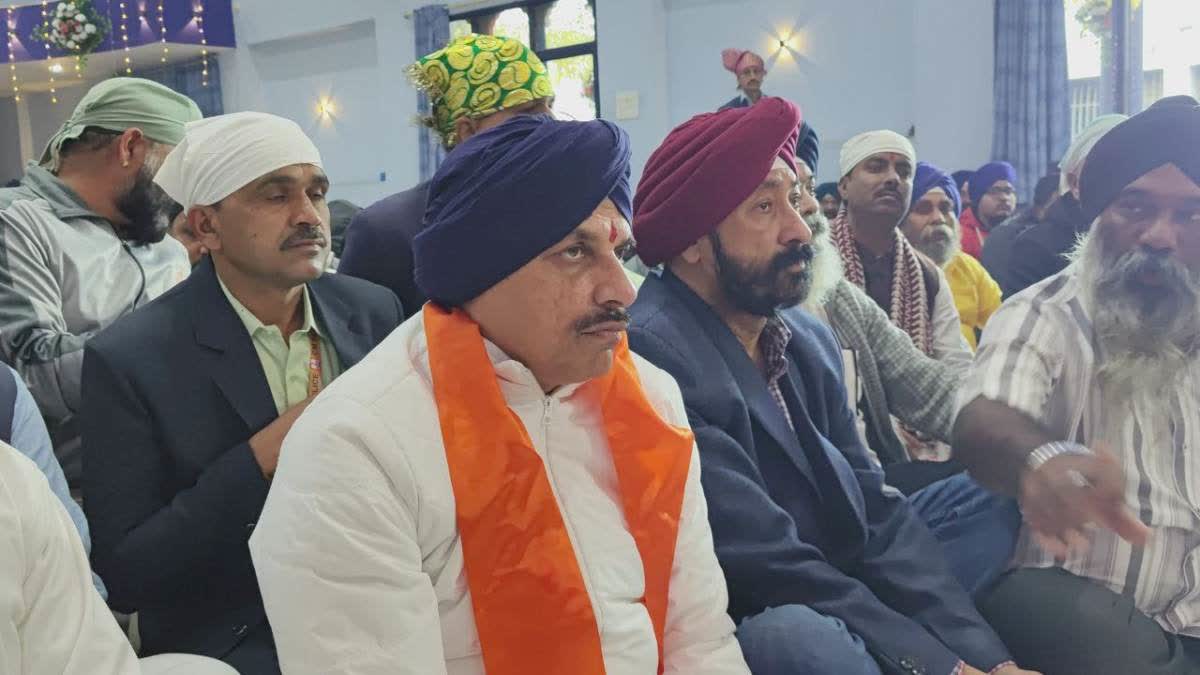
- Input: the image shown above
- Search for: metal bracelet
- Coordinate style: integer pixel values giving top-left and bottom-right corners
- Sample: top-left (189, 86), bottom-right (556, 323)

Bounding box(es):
top-left (1026, 440), bottom-right (1093, 474)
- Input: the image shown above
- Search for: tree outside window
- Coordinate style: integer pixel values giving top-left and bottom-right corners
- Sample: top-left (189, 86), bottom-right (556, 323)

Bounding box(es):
top-left (450, 0), bottom-right (598, 121)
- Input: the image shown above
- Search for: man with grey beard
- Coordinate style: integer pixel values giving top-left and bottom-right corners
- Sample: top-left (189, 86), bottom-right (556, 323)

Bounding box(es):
top-left (901, 162), bottom-right (1002, 351)
top-left (953, 102), bottom-right (1200, 675)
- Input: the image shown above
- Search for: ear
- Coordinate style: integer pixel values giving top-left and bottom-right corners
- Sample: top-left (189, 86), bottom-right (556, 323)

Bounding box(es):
top-left (837, 174), bottom-right (850, 200)
top-left (678, 236), bottom-right (708, 265)
top-left (189, 205), bottom-right (223, 253)
top-left (453, 116), bottom-right (478, 144)
top-left (116, 127), bottom-right (146, 170)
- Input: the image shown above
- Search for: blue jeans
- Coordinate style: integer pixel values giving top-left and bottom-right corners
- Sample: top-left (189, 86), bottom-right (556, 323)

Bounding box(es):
top-left (737, 604), bottom-right (882, 675)
top-left (736, 474), bottom-right (1018, 673)
top-left (910, 472), bottom-right (1021, 597)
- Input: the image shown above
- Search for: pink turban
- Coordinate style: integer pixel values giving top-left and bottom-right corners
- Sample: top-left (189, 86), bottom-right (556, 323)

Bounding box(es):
top-left (721, 48), bottom-right (766, 75)
top-left (633, 97), bottom-right (802, 266)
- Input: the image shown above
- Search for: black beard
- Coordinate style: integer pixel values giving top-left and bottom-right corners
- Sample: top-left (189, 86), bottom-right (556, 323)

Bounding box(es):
top-left (114, 164), bottom-right (172, 246)
top-left (710, 232), bottom-right (814, 317)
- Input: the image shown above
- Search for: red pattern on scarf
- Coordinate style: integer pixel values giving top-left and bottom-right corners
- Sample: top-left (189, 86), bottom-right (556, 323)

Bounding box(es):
top-left (831, 209), bottom-right (933, 355)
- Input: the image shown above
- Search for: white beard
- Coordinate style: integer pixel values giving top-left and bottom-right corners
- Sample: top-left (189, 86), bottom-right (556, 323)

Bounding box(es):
top-left (800, 210), bottom-right (844, 309)
top-left (1073, 224), bottom-right (1200, 407)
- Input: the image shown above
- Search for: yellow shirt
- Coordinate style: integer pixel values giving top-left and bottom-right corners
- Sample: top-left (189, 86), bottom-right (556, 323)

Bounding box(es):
top-left (218, 278), bottom-right (342, 414)
top-left (944, 251), bottom-right (1002, 350)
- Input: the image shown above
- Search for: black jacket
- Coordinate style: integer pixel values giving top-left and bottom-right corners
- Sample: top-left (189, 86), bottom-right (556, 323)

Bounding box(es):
top-left (81, 258), bottom-right (403, 664)
top-left (1006, 194), bottom-right (1086, 297)
top-left (338, 181), bottom-right (430, 317)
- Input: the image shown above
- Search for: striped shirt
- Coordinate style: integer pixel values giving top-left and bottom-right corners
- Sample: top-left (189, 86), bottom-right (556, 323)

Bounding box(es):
top-left (960, 267), bottom-right (1200, 636)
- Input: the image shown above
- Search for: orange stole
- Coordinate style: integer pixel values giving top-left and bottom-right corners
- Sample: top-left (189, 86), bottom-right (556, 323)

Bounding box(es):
top-left (423, 304), bottom-right (694, 674)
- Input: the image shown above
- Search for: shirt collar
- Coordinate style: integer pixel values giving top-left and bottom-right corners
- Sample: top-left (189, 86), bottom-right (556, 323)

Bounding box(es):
top-left (760, 315), bottom-right (792, 385)
top-left (216, 273), bottom-right (320, 338)
top-left (482, 335), bottom-right (586, 404)
top-left (20, 162), bottom-right (107, 220)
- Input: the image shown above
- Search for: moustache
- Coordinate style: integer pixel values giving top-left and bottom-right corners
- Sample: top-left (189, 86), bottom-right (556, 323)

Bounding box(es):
top-left (281, 226), bottom-right (326, 250)
top-left (770, 243), bottom-right (815, 273)
top-left (574, 306), bottom-right (631, 333)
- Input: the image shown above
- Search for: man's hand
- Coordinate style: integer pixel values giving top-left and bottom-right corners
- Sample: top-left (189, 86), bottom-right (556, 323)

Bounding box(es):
top-left (249, 396), bottom-right (315, 479)
top-left (1018, 446), bottom-right (1150, 558)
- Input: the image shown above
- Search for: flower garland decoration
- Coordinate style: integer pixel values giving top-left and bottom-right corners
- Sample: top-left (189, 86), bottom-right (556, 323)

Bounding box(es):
top-left (31, 1), bottom-right (111, 69)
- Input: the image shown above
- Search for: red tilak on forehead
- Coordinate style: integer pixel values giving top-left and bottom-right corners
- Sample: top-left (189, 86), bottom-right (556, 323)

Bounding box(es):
top-left (608, 220), bottom-right (618, 243)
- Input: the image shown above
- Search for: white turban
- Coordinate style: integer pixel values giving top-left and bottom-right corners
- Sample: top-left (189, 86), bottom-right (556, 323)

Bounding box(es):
top-left (1058, 113), bottom-right (1126, 195)
top-left (153, 111), bottom-right (323, 210)
top-left (839, 129), bottom-right (916, 178)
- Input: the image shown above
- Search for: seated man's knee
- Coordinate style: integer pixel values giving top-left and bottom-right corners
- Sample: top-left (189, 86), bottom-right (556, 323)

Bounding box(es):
top-left (981, 568), bottom-right (1192, 675)
top-left (737, 604), bottom-right (882, 675)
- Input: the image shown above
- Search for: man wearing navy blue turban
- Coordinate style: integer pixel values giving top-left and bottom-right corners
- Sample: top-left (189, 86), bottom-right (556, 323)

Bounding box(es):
top-left (249, 113), bottom-right (751, 674)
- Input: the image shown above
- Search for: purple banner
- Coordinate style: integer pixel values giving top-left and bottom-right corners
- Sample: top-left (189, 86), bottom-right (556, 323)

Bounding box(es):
top-left (2, 0), bottom-right (234, 63)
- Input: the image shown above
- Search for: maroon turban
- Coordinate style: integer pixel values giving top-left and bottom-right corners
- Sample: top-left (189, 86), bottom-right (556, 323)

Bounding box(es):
top-left (633, 97), bottom-right (802, 266)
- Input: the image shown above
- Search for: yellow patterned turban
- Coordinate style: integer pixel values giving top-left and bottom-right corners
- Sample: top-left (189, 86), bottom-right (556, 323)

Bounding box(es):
top-left (410, 34), bottom-right (555, 148)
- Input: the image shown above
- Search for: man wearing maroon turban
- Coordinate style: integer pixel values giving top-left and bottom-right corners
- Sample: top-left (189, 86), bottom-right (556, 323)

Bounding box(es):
top-left (628, 99), bottom-right (1037, 675)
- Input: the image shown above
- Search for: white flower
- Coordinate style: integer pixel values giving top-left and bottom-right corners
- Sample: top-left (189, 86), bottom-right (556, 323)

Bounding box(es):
top-left (75, 13), bottom-right (85, 22)
top-left (85, 24), bottom-right (95, 34)
top-left (65, 40), bottom-right (76, 48)
top-left (52, 18), bottom-right (61, 27)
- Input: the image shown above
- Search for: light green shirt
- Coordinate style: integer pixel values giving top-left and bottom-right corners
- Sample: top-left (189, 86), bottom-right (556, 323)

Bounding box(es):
top-left (218, 277), bottom-right (342, 415)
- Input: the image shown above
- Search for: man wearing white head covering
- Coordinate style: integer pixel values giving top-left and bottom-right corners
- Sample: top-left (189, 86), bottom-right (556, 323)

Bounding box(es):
top-left (830, 130), bottom-right (971, 462)
top-left (79, 111), bottom-right (403, 673)
top-left (1002, 114), bottom-right (1129, 296)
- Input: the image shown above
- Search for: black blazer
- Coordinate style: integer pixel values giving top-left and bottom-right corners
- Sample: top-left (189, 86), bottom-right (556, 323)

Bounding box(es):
top-left (628, 270), bottom-right (1011, 675)
top-left (338, 180), bottom-right (430, 317)
top-left (80, 258), bottom-right (403, 662)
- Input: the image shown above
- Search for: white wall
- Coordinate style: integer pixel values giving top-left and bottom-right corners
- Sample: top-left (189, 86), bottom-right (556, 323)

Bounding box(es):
top-left (664, 0), bottom-right (994, 182)
top-left (212, 0), bottom-right (996, 204)
top-left (219, 0), bottom-right (418, 206)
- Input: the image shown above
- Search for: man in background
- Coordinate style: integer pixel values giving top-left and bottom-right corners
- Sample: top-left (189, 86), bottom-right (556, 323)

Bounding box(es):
top-left (980, 170), bottom-right (1063, 294)
top-left (0, 78), bottom-right (198, 481)
top-left (958, 161), bottom-right (1017, 259)
top-left (816, 181), bottom-right (841, 220)
top-left (718, 48), bottom-right (767, 109)
top-left (339, 34), bottom-right (555, 315)
top-left (902, 162), bottom-right (1002, 351)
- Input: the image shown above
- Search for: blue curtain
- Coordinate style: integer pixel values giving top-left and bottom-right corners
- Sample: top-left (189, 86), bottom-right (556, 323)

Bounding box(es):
top-left (136, 57), bottom-right (224, 118)
top-left (414, 5), bottom-right (450, 182)
top-left (992, 0), bottom-right (1070, 203)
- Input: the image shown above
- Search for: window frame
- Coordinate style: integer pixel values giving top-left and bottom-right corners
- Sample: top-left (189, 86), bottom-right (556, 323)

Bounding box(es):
top-left (450, 0), bottom-right (600, 118)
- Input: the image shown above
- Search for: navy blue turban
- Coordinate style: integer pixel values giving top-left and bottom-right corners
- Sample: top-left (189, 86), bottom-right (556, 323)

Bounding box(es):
top-left (971, 161), bottom-right (1017, 202)
top-left (1080, 101), bottom-right (1200, 223)
top-left (796, 121), bottom-right (819, 174)
top-left (951, 170), bottom-right (973, 197)
top-left (414, 114), bottom-right (632, 306)
top-left (815, 182), bottom-right (840, 202)
top-left (911, 162), bottom-right (962, 217)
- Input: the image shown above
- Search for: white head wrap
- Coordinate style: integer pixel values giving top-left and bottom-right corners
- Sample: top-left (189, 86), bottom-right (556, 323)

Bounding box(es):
top-left (153, 111), bottom-right (323, 210)
top-left (839, 130), bottom-right (916, 178)
top-left (1058, 113), bottom-right (1127, 195)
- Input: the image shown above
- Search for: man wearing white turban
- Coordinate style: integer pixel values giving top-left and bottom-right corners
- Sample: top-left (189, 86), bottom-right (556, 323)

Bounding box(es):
top-left (79, 111), bottom-right (403, 673)
top-left (1003, 114), bottom-right (1128, 296)
top-left (830, 130), bottom-right (972, 462)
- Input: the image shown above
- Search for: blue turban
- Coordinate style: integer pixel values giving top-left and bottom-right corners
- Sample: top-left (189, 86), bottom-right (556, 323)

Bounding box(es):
top-left (796, 121), bottom-right (819, 174)
top-left (815, 182), bottom-right (839, 202)
top-left (414, 114), bottom-right (632, 306)
top-left (970, 161), bottom-right (1017, 202)
top-left (910, 162), bottom-right (961, 217)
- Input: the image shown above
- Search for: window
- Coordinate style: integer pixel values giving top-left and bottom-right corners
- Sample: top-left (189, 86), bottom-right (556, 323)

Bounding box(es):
top-left (450, 0), bottom-right (598, 121)
top-left (1065, 0), bottom-right (1200, 137)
